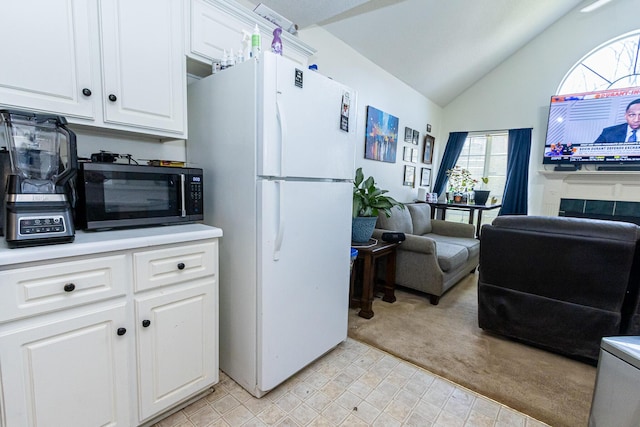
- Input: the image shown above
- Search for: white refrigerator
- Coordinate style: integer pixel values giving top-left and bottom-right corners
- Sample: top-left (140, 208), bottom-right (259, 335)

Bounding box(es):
top-left (187, 52), bottom-right (357, 397)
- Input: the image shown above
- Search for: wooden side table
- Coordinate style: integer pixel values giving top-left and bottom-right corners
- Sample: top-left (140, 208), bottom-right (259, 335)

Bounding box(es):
top-left (350, 240), bottom-right (399, 319)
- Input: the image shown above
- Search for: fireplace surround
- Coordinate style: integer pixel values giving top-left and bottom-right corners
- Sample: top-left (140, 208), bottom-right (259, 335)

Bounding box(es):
top-left (559, 198), bottom-right (640, 225)
top-left (540, 170), bottom-right (640, 220)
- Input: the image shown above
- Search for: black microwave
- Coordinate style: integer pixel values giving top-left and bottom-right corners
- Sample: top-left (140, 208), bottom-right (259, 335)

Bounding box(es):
top-left (75, 163), bottom-right (204, 231)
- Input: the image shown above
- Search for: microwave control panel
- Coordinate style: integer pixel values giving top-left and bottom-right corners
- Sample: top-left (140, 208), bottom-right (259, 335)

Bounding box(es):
top-left (187, 172), bottom-right (204, 219)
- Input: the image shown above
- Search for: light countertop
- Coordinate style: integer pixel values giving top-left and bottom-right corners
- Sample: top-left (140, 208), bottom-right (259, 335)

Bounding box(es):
top-left (0, 223), bottom-right (223, 267)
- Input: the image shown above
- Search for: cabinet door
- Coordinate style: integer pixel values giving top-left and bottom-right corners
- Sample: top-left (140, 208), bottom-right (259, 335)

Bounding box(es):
top-left (135, 281), bottom-right (218, 422)
top-left (0, 303), bottom-right (131, 427)
top-left (190, 0), bottom-right (250, 62)
top-left (99, 0), bottom-right (186, 135)
top-left (0, 0), bottom-right (98, 119)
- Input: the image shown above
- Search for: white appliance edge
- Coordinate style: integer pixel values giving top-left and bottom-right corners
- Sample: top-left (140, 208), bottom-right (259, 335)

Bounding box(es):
top-left (187, 52), bottom-right (357, 397)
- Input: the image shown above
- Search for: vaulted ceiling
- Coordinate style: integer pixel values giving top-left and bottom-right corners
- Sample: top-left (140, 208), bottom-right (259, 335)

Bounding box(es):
top-left (243, 0), bottom-right (605, 107)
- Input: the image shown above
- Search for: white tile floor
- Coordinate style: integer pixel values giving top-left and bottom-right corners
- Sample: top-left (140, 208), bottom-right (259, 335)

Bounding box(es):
top-left (153, 339), bottom-right (548, 427)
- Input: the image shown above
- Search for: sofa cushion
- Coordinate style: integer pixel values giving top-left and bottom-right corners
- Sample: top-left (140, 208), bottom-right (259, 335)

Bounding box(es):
top-left (377, 206), bottom-right (413, 234)
top-left (407, 203), bottom-right (433, 234)
top-left (434, 242), bottom-right (468, 272)
top-left (428, 233), bottom-right (480, 259)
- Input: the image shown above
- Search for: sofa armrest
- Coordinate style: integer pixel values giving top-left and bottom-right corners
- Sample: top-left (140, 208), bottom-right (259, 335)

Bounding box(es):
top-left (373, 228), bottom-right (436, 254)
top-left (431, 220), bottom-right (475, 238)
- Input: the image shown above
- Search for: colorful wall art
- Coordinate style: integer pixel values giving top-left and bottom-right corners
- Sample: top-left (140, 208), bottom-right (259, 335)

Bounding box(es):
top-left (364, 106), bottom-right (399, 163)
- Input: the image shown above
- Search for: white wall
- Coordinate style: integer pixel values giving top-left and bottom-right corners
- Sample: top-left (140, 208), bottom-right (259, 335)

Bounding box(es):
top-left (296, 27), bottom-right (442, 204)
top-left (442, 0), bottom-right (640, 215)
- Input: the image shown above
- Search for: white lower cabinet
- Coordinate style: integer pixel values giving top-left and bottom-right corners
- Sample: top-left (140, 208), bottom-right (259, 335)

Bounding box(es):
top-left (0, 235), bottom-right (219, 427)
top-left (136, 281), bottom-right (217, 420)
top-left (0, 303), bottom-right (131, 427)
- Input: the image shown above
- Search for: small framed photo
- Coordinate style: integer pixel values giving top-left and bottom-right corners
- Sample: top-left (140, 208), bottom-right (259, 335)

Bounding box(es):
top-left (412, 129), bottom-right (419, 145)
top-left (403, 165), bottom-right (416, 187)
top-left (403, 146), bottom-right (412, 162)
top-left (426, 124), bottom-right (432, 133)
top-left (421, 168), bottom-right (431, 187)
top-left (423, 134), bottom-right (434, 164)
top-left (404, 127), bottom-right (413, 142)
top-left (411, 148), bottom-right (418, 163)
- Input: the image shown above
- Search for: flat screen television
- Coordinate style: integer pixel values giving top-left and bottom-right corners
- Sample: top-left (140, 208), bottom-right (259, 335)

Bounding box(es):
top-left (543, 86), bottom-right (640, 168)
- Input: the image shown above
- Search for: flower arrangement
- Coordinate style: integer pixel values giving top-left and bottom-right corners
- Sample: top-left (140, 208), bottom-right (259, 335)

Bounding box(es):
top-left (446, 166), bottom-right (478, 194)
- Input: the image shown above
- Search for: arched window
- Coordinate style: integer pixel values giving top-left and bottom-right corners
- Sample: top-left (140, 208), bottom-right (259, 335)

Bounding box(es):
top-left (558, 30), bottom-right (640, 94)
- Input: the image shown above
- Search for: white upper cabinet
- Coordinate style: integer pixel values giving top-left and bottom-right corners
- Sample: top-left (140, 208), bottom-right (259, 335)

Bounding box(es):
top-left (0, 0), bottom-right (186, 139)
top-left (99, 0), bottom-right (186, 136)
top-left (0, 0), bottom-right (98, 119)
top-left (187, 0), bottom-right (315, 68)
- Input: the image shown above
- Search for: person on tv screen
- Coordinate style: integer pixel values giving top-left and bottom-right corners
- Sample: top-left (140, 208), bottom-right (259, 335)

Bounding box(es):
top-left (594, 98), bottom-right (640, 143)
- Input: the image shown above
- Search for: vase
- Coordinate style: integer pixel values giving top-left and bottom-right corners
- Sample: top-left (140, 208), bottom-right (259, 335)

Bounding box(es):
top-left (474, 190), bottom-right (490, 205)
top-left (351, 216), bottom-right (378, 243)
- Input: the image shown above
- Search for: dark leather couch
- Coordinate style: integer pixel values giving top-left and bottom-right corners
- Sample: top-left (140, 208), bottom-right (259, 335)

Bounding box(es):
top-left (478, 215), bottom-right (640, 363)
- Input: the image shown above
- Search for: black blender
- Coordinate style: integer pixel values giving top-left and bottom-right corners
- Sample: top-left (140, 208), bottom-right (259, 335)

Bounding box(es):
top-left (0, 110), bottom-right (78, 248)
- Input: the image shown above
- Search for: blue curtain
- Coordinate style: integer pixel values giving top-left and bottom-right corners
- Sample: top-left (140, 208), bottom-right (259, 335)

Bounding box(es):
top-left (499, 128), bottom-right (532, 215)
top-left (433, 131), bottom-right (468, 196)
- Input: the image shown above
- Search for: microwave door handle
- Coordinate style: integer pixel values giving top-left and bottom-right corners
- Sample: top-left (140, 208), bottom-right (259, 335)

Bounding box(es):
top-left (180, 174), bottom-right (186, 217)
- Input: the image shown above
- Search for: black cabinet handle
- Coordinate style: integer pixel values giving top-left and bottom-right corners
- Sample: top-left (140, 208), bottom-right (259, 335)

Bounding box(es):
top-left (177, 262), bottom-right (185, 270)
top-left (142, 320), bottom-right (151, 328)
top-left (108, 94), bottom-right (117, 102)
top-left (63, 283), bottom-right (76, 292)
top-left (82, 88), bottom-right (92, 97)
top-left (117, 327), bottom-right (127, 336)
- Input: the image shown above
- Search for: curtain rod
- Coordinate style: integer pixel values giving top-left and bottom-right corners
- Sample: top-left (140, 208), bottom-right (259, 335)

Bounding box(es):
top-left (465, 127), bottom-right (533, 135)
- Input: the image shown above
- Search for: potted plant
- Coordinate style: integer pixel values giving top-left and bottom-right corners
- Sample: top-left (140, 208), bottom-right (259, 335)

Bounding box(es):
top-left (446, 166), bottom-right (477, 203)
top-left (474, 177), bottom-right (491, 205)
top-left (352, 167), bottom-right (404, 243)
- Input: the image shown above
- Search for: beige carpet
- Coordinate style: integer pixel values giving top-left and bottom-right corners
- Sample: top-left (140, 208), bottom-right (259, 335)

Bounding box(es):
top-left (348, 273), bottom-right (597, 427)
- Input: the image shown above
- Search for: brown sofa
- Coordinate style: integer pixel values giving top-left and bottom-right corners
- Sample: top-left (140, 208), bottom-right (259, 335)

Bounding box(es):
top-left (373, 203), bottom-right (479, 304)
top-left (478, 215), bottom-right (640, 363)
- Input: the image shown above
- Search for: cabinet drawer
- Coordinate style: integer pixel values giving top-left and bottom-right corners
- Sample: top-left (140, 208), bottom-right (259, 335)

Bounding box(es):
top-left (0, 255), bottom-right (128, 323)
top-left (134, 241), bottom-right (218, 292)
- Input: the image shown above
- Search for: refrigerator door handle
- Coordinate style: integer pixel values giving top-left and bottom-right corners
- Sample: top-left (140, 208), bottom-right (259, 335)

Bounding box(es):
top-left (273, 180), bottom-right (285, 261)
top-left (276, 99), bottom-right (286, 177)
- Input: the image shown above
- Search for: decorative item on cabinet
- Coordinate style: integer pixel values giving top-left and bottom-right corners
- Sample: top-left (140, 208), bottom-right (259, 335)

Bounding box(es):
top-left (271, 27), bottom-right (283, 55)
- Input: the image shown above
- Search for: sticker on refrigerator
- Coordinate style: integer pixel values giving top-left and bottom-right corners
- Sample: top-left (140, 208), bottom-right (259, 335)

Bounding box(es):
top-left (295, 69), bottom-right (303, 88)
top-left (340, 91), bottom-right (351, 132)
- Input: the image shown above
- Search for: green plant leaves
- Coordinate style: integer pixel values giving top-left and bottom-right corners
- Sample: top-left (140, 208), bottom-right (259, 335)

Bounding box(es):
top-left (353, 167), bottom-right (404, 218)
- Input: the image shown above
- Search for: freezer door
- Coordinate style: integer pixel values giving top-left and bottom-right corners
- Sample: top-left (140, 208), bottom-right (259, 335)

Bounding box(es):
top-left (259, 52), bottom-right (357, 180)
top-left (257, 179), bottom-right (351, 393)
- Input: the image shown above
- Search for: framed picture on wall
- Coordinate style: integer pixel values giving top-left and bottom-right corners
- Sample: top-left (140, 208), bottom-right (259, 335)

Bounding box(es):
top-left (364, 106), bottom-right (399, 163)
top-left (403, 146), bottom-right (412, 162)
top-left (423, 134), bottom-right (435, 164)
top-left (421, 168), bottom-right (431, 187)
top-left (403, 165), bottom-right (416, 187)
top-left (404, 127), bottom-right (413, 142)
top-left (411, 148), bottom-right (418, 163)
top-left (412, 129), bottom-right (419, 145)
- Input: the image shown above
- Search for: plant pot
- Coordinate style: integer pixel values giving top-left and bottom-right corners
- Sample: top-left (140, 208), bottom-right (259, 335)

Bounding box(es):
top-left (352, 216), bottom-right (378, 243)
top-left (474, 190), bottom-right (490, 205)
